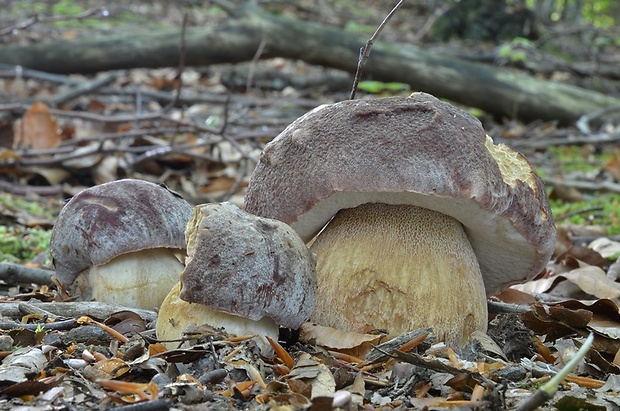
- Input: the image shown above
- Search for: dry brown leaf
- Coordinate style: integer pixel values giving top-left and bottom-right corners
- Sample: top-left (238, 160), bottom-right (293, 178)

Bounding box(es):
top-left (298, 323), bottom-right (381, 351)
top-left (495, 288), bottom-right (537, 304)
top-left (562, 266), bottom-right (620, 299)
top-left (589, 238), bottom-right (620, 259)
top-left (556, 246), bottom-right (609, 271)
top-left (521, 303), bottom-right (587, 341)
top-left (93, 358), bottom-right (130, 378)
top-left (471, 331), bottom-right (507, 360)
top-left (512, 276), bottom-right (559, 295)
top-left (13, 102), bottom-right (61, 150)
top-left (287, 353), bottom-right (335, 399)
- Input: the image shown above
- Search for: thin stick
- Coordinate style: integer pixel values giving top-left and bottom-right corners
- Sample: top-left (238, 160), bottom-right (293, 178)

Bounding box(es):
top-left (350, 0), bottom-right (406, 100)
top-left (164, 12), bottom-right (189, 112)
top-left (246, 38), bottom-right (267, 93)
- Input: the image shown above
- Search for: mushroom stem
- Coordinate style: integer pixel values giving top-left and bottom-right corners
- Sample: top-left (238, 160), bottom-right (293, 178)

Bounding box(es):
top-left (309, 203), bottom-right (488, 346)
top-left (157, 282), bottom-right (279, 353)
top-left (74, 248), bottom-right (183, 310)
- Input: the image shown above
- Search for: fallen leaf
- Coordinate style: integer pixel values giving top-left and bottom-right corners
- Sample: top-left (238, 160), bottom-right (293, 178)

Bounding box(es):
top-left (589, 237), bottom-right (620, 259)
top-left (562, 266), bottom-right (620, 299)
top-left (299, 323), bottom-right (381, 351)
top-left (13, 102), bottom-right (61, 150)
top-left (285, 353), bottom-right (335, 398)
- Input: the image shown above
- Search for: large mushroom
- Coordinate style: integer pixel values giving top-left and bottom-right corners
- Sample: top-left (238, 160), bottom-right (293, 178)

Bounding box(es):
top-left (50, 179), bottom-right (192, 309)
top-left (156, 202), bottom-right (316, 352)
top-left (244, 92), bottom-right (555, 346)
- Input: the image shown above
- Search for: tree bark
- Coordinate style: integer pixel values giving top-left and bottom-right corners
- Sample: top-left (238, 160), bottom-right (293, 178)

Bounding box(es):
top-left (0, 6), bottom-right (617, 125)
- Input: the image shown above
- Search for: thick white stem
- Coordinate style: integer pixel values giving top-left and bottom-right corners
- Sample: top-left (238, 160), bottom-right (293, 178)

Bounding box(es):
top-left (156, 282), bottom-right (278, 354)
top-left (309, 203), bottom-right (488, 346)
top-left (77, 248), bottom-right (183, 310)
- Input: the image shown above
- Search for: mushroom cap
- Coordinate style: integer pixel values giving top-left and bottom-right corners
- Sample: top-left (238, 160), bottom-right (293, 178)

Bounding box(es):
top-left (51, 179), bottom-right (193, 286)
top-left (244, 93), bottom-right (555, 295)
top-left (180, 202), bottom-right (317, 329)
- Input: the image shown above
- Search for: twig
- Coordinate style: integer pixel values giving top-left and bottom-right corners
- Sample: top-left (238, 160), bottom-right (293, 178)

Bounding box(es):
top-left (412, 4), bottom-right (448, 43)
top-left (576, 105), bottom-right (620, 134)
top-left (0, 103), bottom-right (164, 124)
top-left (555, 206), bottom-right (604, 221)
top-left (0, 263), bottom-right (55, 285)
top-left (56, 127), bottom-right (197, 148)
top-left (0, 180), bottom-right (65, 196)
top-left (487, 300), bottom-right (531, 314)
top-left (350, 0), bottom-right (406, 100)
top-left (48, 72), bottom-right (117, 107)
top-left (163, 12), bottom-right (188, 112)
top-left (0, 319), bottom-right (77, 331)
top-left (0, 7), bottom-right (106, 37)
top-left (246, 38), bottom-right (267, 92)
top-left (0, 65), bottom-right (76, 84)
top-left (365, 328), bottom-right (430, 363)
top-left (507, 132), bottom-right (620, 149)
top-left (104, 398), bottom-right (172, 411)
top-left (18, 302), bottom-right (59, 321)
top-left (544, 177), bottom-right (620, 193)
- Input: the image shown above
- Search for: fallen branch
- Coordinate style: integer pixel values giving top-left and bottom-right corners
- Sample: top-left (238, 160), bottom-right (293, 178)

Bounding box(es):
top-left (1, 7), bottom-right (618, 124)
top-left (544, 178), bottom-right (620, 193)
top-left (0, 301), bottom-right (157, 323)
top-left (0, 263), bottom-right (55, 285)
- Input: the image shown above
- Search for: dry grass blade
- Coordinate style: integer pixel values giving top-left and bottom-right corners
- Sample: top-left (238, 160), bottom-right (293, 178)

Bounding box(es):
top-left (266, 335), bottom-right (295, 369)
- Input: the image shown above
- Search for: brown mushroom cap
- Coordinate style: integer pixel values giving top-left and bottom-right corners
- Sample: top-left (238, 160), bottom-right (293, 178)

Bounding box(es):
top-left (50, 179), bottom-right (193, 287)
top-left (180, 202), bottom-right (317, 329)
top-left (244, 93), bottom-right (555, 294)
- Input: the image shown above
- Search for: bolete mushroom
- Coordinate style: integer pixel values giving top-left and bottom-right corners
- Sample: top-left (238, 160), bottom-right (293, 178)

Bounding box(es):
top-left (156, 202), bottom-right (316, 352)
top-left (244, 92), bottom-right (555, 346)
top-left (50, 179), bottom-right (192, 309)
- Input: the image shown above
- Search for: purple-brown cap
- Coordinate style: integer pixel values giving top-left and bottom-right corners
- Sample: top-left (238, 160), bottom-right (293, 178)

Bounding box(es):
top-left (51, 179), bottom-right (192, 287)
top-left (244, 93), bottom-right (555, 295)
top-left (179, 202), bottom-right (317, 329)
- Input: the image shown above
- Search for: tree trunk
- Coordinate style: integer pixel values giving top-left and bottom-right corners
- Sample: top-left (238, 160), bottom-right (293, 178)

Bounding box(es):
top-left (0, 6), bottom-right (617, 125)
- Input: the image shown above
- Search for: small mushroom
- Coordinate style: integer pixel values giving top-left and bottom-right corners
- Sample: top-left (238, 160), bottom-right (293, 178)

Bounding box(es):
top-left (156, 202), bottom-right (316, 351)
top-left (244, 93), bottom-right (555, 346)
top-left (50, 179), bottom-right (192, 309)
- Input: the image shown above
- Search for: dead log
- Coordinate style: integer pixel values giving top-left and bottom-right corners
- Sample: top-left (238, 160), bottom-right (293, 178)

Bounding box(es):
top-left (1, 5), bottom-right (618, 125)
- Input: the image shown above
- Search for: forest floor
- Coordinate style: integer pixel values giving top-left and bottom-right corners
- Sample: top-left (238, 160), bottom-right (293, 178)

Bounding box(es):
top-left (1, 1), bottom-right (620, 410)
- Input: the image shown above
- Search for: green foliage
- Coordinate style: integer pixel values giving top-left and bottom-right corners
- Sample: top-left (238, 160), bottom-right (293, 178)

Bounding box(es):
top-left (526, 0), bottom-right (617, 27)
top-left (498, 37), bottom-right (532, 63)
top-left (0, 194), bottom-right (59, 264)
top-left (547, 145), bottom-right (613, 172)
top-left (51, 0), bottom-right (83, 16)
top-left (0, 226), bottom-right (51, 264)
top-left (581, 0), bottom-right (615, 27)
top-left (544, 145), bottom-right (620, 235)
top-left (357, 80), bottom-right (410, 95)
top-left (0, 194), bottom-right (59, 221)
top-left (550, 194), bottom-right (620, 235)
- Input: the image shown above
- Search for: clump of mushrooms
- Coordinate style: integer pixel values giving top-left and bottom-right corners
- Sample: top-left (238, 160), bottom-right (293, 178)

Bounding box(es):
top-left (156, 202), bottom-right (317, 352)
top-left (244, 92), bottom-right (556, 346)
top-left (50, 179), bottom-right (192, 309)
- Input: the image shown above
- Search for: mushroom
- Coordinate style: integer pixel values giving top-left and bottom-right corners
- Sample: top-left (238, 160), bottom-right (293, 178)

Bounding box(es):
top-left (156, 202), bottom-right (316, 351)
top-left (50, 179), bottom-right (192, 309)
top-left (244, 92), bottom-right (555, 346)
